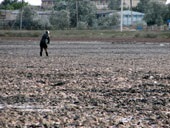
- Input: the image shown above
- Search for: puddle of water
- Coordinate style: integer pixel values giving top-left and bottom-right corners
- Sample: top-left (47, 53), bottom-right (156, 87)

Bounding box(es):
top-left (120, 116), bottom-right (133, 123)
top-left (0, 104), bottom-right (5, 109)
top-left (0, 104), bottom-right (53, 112)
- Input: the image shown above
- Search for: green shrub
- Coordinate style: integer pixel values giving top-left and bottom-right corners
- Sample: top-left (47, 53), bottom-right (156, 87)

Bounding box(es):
top-left (143, 33), bottom-right (157, 38)
top-left (134, 32), bottom-right (157, 38)
top-left (134, 33), bottom-right (140, 38)
top-left (77, 22), bottom-right (88, 30)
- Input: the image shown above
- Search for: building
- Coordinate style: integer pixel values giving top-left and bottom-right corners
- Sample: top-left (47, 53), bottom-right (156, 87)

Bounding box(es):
top-left (118, 10), bottom-right (145, 26)
top-left (122, 0), bottom-right (166, 8)
top-left (41, 0), bottom-right (54, 9)
top-left (0, 9), bottom-right (52, 22)
top-left (90, 0), bottom-right (109, 9)
top-left (41, 0), bottom-right (138, 10)
top-left (0, 10), bottom-right (19, 21)
top-left (150, 0), bottom-right (166, 4)
top-left (41, 0), bottom-right (140, 10)
top-left (41, 0), bottom-right (167, 10)
top-left (96, 10), bottom-right (117, 18)
top-left (123, 0), bottom-right (140, 8)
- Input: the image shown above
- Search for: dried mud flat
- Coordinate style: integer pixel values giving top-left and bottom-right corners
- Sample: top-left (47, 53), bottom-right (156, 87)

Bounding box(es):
top-left (0, 40), bottom-right (170, 128)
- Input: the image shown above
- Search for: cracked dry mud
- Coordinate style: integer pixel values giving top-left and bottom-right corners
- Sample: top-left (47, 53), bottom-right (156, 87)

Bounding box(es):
top-left (0, 40), bottom-right (170, 127)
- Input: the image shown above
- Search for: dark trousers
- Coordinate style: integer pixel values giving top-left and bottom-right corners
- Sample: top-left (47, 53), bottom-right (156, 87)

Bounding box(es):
top-left (40, 42), bottom-right (48, 56)
top-left (40, 47), bottom-right (48, 56)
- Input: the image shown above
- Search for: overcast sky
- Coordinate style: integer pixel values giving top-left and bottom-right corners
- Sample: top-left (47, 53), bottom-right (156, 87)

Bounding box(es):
top-left (166, 0), bottom-right (170, 4)
top-left (0, 0), bottom-right (169, 6)
top-left (0, 0), bottom-right (41, 5)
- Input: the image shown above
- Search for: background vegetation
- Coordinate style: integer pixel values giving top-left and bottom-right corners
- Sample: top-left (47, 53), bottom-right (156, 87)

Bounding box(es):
top-left (1, 30), bottom-right (170, 39)
top-left (0, 0), bottom-right (170, 30)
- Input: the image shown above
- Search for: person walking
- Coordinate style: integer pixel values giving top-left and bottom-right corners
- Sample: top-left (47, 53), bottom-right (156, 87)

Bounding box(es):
top-left (40, 30), bottom-right (50, 56)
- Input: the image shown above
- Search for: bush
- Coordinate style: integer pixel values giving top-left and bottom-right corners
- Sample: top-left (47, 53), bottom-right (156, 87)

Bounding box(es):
top-left (97, 14), bottom-right (119, 29)
top-left (134, 33), bottom-right (140, 38)
top-left (144, 33), bottom-right (157, 38)
top-left (77, 22), bottom-right (88, 30)
top-left (50, 10), bottom-right (70, 30)
top-left (134, 33), bottom-right (158, 38)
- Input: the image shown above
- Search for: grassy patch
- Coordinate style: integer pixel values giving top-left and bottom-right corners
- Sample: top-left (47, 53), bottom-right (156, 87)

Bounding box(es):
top-left (134, 32), bottom-right (158, 38)
top-left (0, 30), bottom-right (169, 39)
top-left (0, 30), bottom-right (41, 37)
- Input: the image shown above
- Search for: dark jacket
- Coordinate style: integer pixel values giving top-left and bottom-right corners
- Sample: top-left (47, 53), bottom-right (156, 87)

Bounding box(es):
top-left (40, 33), bottom-right (50, 48)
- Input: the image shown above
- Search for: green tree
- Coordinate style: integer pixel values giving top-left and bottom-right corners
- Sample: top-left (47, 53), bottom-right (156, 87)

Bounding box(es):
top-left (144, 2), bottom-right (166, 26)
top-left (53, 1), bottom-right (67, 11)
top-left (108, 0), bottom-right (120, 10)
top-left (78, 0), bottom-right (96, 27)
top-left (164, 4), bottom-right (170, 24)
top-left (53, 0), bottom-right (96, 28)
top-left (97, 13), bottom-right (119, 29)
top-left (0, 0), bottom-right (28, 10)
top-left (22, 6), bottom-right (34, 29)
top-left (14, 6), bottom-right (35, 29)
top-left (50, 10), bottom-right (70, 29)
top-left (135, 0), bottom-right (150, 13)
top-left (34, 17), bottom-right (52, 30)
top-left (68, 0), bottom-right (96, 27)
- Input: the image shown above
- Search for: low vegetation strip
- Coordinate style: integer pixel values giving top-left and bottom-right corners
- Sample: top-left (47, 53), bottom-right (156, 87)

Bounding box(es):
top-left (0, 30), bottom-right (170, 43)
top-left (0, 30), bottom-right (170, 38)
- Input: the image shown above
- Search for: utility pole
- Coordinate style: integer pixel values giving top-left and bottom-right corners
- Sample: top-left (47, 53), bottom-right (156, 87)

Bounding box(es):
top-left (120, 0), bottom-right (123, 32)
top-left (130, 0), bottom-right (133, 26)
top-left (20, 0), bottom-right (23, 30)
top-left (4, 4), bottom-right (7, 29)
top-left (76, 0), bottom-right (79, 28)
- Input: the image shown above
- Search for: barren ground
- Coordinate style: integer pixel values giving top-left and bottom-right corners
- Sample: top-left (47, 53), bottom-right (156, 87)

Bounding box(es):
top-left (0, 39), bottom-right (170, 127)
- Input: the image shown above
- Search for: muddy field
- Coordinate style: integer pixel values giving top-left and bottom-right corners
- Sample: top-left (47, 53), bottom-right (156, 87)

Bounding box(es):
top-left (0, 40), bottom-right (170, 127)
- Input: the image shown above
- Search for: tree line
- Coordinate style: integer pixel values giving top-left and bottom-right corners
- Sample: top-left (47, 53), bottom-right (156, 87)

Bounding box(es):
top-left (133, 0), bottom-right (170, 26)
top-left (0, 0), bottom-right (170, 30)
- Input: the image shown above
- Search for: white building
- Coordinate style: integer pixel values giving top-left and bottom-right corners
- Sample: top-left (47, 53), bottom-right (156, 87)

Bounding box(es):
top-left (118, 10), bottom-right (145, 26)
top-left (0, 10), bottom-right (19, 21)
